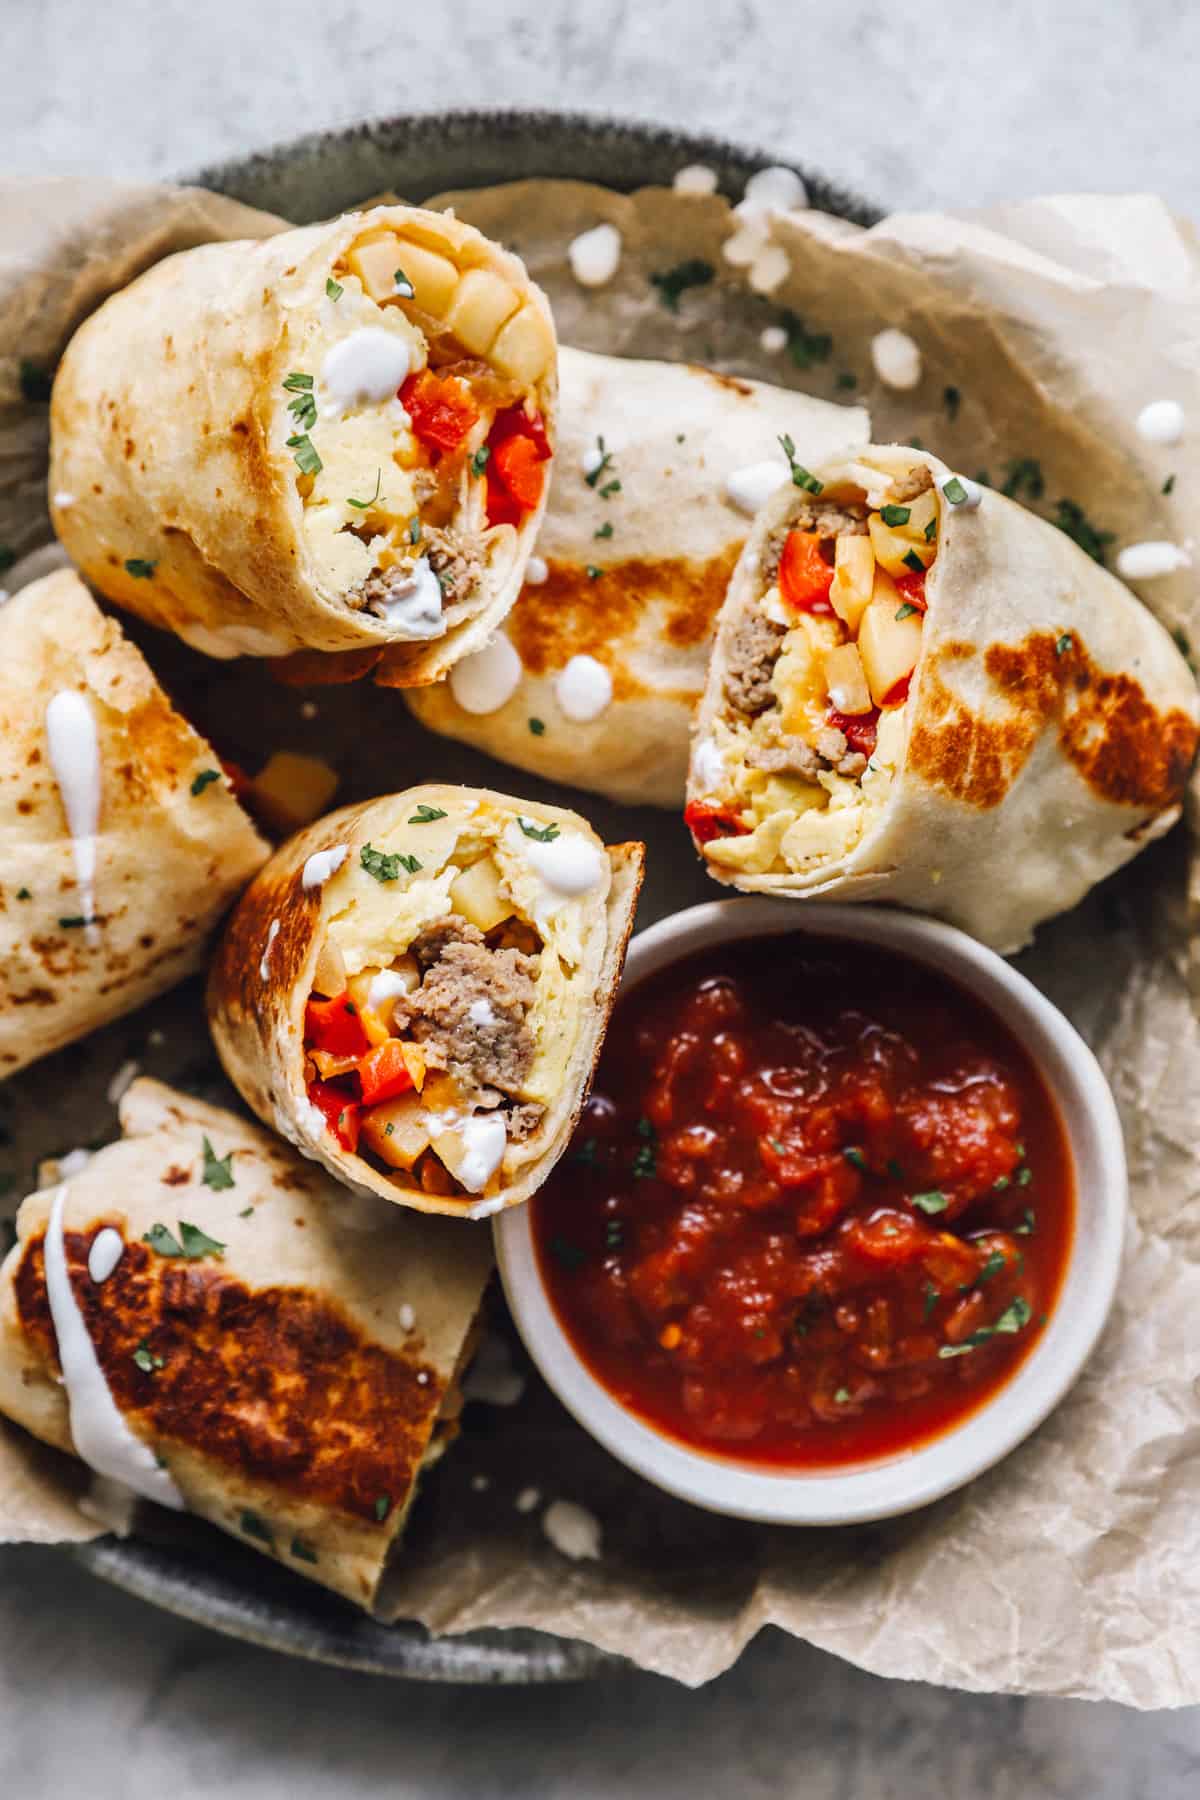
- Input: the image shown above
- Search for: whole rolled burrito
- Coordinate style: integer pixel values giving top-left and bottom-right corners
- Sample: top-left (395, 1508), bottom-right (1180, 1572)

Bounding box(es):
top-left (0, 569), bottom-right (268, 1078)
top-left (687, 445), bottom-right (1200, 951)
top-left (49, 204), bottom-right (557, 677)
top-left (0, 1079), bottom-right (492, 1610)
top-left (404, 346), bottom-right (868, 806)
top-left (208, 785), bottom-right (643, 1216)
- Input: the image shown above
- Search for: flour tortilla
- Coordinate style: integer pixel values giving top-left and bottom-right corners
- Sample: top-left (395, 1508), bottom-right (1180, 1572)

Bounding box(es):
top-left (0, 569), bottom-right (268, 1077)
top-left (692, 445), bottom-right (1200, 951)
top-left (0, 1079), bottom-right (492, 1609)
top-left (397, 346), bottom-right (866, 805)
top-left (207, 784), bottom-right (643, 1216)
top-left (48, 204), bottom-right (556, 675)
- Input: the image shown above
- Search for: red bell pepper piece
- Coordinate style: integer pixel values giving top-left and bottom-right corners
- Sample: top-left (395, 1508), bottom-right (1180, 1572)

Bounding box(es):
top-left (306, 1079), bottom-right (361, 1152)
top-left (304, 991), bottom-right (370, 1059)
top-left (491, 432), bottom-right (546, 512)
top-left (684, 800), bottom-right (749, 845)
top-left (484, 468), bottom-right (523, 527)
top-left (827, 708), bottom-right (880, 757)
top-left (894, 568), bottom-right (928, 612)
top-left (357, 1039), bottom-right (416, 1106)
top-left (490, 403), bottom-right (552, 459)
top-left (778, 530), bottom-right (835, 613)
top-left (399, 369), bottom-right (479, 453)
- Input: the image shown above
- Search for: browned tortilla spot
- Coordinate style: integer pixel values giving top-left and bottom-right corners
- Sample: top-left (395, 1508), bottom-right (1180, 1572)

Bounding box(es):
top-left (689, 364), bottom-right (755, 397)
top-left (15, 1229), bottom-right (442, 1524)
top-left (908, 632), bottom-right (1199, 812)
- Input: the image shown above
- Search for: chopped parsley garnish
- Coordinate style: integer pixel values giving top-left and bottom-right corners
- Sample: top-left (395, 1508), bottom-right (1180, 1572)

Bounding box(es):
top-left (1001, 457), bottom-right (1044, 502)
top-left (15, 887), bottom-right (30, 900)
top-left (19, 359), bottom-right (52, 403)
top-left (374, 1495), bottom-right (392, 1523)
top-left (943, 384), bottom-right (961, 420)
top-left (767, 1137), bottom-right (786, 1155)
top-left (834, 1387), bottom-right (851, 1404)
top-left (393, 267), bottom-right (414, 297)
top-left (517, 817), bottom-right (560, 843)
top-left (942, 476), bottom-right (969, 506)
top-left (124, 558), bottom-right (157, 580)
top-left (895, 602), bottom-right (919, 622)
top-left (922, 1282), bottom-right (940, 1321)
top-left (842, 1146), bottom-right (868, 1173)
top-left (550, 1236), bottom-right (586, 1270)
top-left (470, 446), bottom-right (491, 477)
top-left (632, 1117), bottom-right (658, 1180)
top-left (408, 803), bottom-right (447, 824)
top-left (240, 1509), bottom-right (275, 1545)
top-left (886, 1158), bottom-right (905, 1180)
top-left (1055, 632), bottom-right (1073, 656)
top-left (974, 1250), bottom-right (1008, 1287)
top-left (58, 916), bottom-right (93, 929)
top-left (325, 277), bottom-right (344, 301)
top-left (201, 1139), bottom-right (235, 1193)
top-left (572, 1137), bottom-right (601, 1168)
top-left (924, 515), bottom-right (938, 543)
top-left (584, 437), bottom-right (614, 488)
top-left (586, 564), bottom-right (602, 580)
top-left (347, 469), bottom-right (382, 510)
top-left (778, 433), bottom-right (823, 495)
top-left (0, 546), bottom-right (15, 572)
top-left (902, 548), bottom-right (925, 573)
top-left (284, 377), bottom-right (317, 431)
top-left (598, 479), bottom-right (621, 499)
top-left (282, 371), bottom-right (313, 391)
top-left (993, 1174), bottom-right (1010, 1191)
top-left (648, 258), bottom-right (715, 311)
top-left (360, 842), bottom-right (406, 881)
top-left (1163, 473), bottom-right (1176, 496)
top-left (239, 1206), bottom-right (254, 1218)
top-left (781, 310), bottom-right (833, 369)
top-left (143, 1219), bottom-right (226, 1259)
top-left (1016, 1166), bottom-right (1033, 1187)
top-left (408, 516), bottom-right (422, 544)
top-left (836, 371), bottom-right (857, 390)
top-left (528, 717), bottom-right (545, 736)
top-left (605, 1219), bottom-right (625, 1250)
top-left (911, 1190), bottom-right (950, 1215)
top-left (133, 1339), bottom-right (164, 1374)
top-left (287, 433), bottom-right (322, 477)
top-left (938, 1296), bottom-right (1032, 1358)
top-left (1015, 1208), bottom-right (1036, 1235)
top-left (290, 1538), bottom-right (319, 1564)
top-left (190, 769), bottom-right (220, 796)
top-left (880, 504), bottom-right (911, 527)
top-left (594, 521), bottom-right (614, 539)
top-left (1051, 498), bottom-right (1113, 566)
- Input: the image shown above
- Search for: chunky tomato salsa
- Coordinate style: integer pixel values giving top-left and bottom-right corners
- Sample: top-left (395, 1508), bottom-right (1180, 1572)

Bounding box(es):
top-left (532, 934), bottom-right (1074, 1468)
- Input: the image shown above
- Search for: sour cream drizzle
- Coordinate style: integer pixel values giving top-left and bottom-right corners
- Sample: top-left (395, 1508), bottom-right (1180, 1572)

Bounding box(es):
top-left (44, 1187), bottom-right (184, 1510)
top-left (456, 1114), bottom-right (507, 1192)
top-left (45, 689), bottom-right (102, 942)
top-left (86, 1228), bottom-right (125, 1285)
top-left (509, 824), bottom-right (606, 898)
top-left (554, 655), bottom-right (613, 722)
top-left (449, 633), bottom-right (523, 714)
top-left (378, 557), bottom-right (446, 639)
top-left (301, 844), bottom-right (349, 889)
top-left (319, 327), bottom-right (411, 411)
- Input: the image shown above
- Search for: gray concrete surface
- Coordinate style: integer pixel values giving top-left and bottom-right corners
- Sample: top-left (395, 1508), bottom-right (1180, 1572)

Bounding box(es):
top-left (5, 1), bottom-right (1200, 1794)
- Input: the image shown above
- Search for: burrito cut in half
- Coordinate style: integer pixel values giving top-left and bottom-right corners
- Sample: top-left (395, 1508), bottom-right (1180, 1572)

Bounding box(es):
top-left (688, 446), bottom-right (1200, 951)
top-left (400, 346), bottom-right (868, 805)
top-left (208, 785), bottom-right (644, 1217)
top-left (0, 1079), bottom-right (492, 1609)
top-left (49, 204), bottom-right (557, 677)
top-left (0, 569), bottom-right (268, 1079)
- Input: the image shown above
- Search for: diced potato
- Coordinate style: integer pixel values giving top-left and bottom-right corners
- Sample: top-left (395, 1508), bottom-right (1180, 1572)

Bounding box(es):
top-left (250, 751), bottom-right (339, 834)
top-left (858, 599), bottom-right (924, 707)
top-left (359, 1090), bottom-right (432, 1171)
top-left (392, 237), bottom-right (459, 316)
top-left (822, 642), bottom-right (873, 715)
top-left (312, 936), bottom-right (346, 999)
top-left (345, 232), bottom-right (404, 303)
top-left (450, 855), bottom-right (514, 933)
top-left (400, 1042), bottom-right (427, 1092)
top-left (893, 488), bottom-right (938, 546)
top-left (444, 269), bottom-right (521, 355)
top-left (774, 614), bottom-right (842, 739)
top-left (869, 511), bottom-right (934, 576)
top-left (871, 565), bottom-right (901, 610)
top-left (829, 535), bottom-right (875, 632)
top-left (489, 303), bottom-right (554, 386)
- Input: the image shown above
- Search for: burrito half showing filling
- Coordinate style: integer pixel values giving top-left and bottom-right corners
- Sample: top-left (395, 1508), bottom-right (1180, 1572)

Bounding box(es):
top-left (208, 787), bottom-right (643, 1217)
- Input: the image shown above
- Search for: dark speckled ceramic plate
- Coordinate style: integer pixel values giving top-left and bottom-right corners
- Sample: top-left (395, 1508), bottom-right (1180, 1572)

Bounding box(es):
top-left (71, 109), bottom-right (875, 1684)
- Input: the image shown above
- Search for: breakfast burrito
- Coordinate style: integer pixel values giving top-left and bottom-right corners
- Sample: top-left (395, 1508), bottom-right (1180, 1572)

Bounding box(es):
top-left (688, 445), bottom-right (1200, 951)
top-left (208, 785), bottom-right (644, 1216)
top-left (48, 204), bottom-right (557, 677)
top-left (398, 346), bottom-right (868, 805)
top-left (0, 1079), bottom-right (492, 1610)
top-left (0, 568), bottom-right (268, 1078)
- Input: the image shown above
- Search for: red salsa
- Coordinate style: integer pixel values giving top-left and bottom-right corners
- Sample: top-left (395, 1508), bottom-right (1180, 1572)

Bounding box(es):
top-left (532, 934), bottom-right (1074, 1468)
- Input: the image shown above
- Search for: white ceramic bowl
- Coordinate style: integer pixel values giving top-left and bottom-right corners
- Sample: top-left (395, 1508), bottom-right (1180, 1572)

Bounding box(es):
top-left (496, 899), bottom-right (1127, 1525)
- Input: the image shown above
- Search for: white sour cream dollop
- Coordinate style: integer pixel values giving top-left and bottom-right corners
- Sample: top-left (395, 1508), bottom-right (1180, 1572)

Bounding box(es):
top-left (542, 1498), bottom-right (602, 1561)
top-left (378, 557), bottom-right (445, 639)
top-left (939, 473), bottom-right (984, 511)
top-left (86, 1227), bottom-right (125, 1285)
top-left (524, 555), bottom-right (549, 586)
top-left (567, 223), bottom-right (622, 288)
top-left (725, 458), bottom-right (789, 516)
top-left (456, 1114), bottom-right (507, 1193)
top-left (449, 633), bottom-right (523, 714)
top-left (1136, 400), bottom-right (1185, 445)
top-left (759, 325), bottom-right (787, 354)
top-left (871, 328), bottom-right (923, 391)
top-left (45, 689), bottom-right (102, 941)
top-left (320, 327), bottom-right (411, 411)
top-left (368, 968), bottom-right (416, 1014)
top-left (509, 824), bottom-right (606, 898)
top-left (44, 1187), bottom-right (184, 1510)
top-left (673, 164), bottom-right (718, 196)
top-left (1116, 540), bottom-right (1192, 580)
top-left (301, 844), bottom-right (349, 890)
top-left (554, 655), bottom-right (613, 722)
top-left (692, 737), bottom-right (726, 792)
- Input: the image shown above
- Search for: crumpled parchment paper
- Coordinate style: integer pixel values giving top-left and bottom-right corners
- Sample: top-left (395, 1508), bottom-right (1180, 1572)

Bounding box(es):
top-left (1, 174), bottom-right (1198, 1701)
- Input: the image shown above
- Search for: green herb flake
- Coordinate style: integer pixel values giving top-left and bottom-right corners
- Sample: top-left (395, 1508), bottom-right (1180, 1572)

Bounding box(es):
top-left (975, 1250), bottom-right (1008, 1287)
top-left (943, 384), bottom-right (961, 420)
top-left (178, 1220), bottom-right (228, 1260)
top-left (834, 1387), bottom-right (851, 1404)
top-left (190, 769), bottom-right (220, 796)
top-left (912, 1190), bottom-right (950, 1215)
top-left (287, 433), bottom-right (322, 477)
top-left (922, 1281), bottom-right (940, 1321)
top-left (648, 258), bottom-right (715, 312)
top-left (767, 1137), bottom-right (786, 1155)
top-left (1055, 632), bottom-right (1073, 656)
top-left (200, 1138), bottom-right (235, 1194)
top-left (880, 504), bottom-right (912, 528)
top-left (586, 564), bottom-right (603, 580)
top-left (598, 479), bottom-right (621, 499)
top-left (238, 1206), bottom-right (254, 1218)
top-left (1001, 457), bottom-right (1045, 502)
top-left (778, 432), bottom-right (824, 495)
top-left (584, 437), bottom-right (614, 488)
top-left (1051, 498), bottom-right (1114, 566)
top-left (1016, 1166), bottom-right (1033, 1187)
top-left (1163, 473), bottom-right (1176, 496)
top-left (895, 602), bottom-right (919, 622)
top-left (133, 1339), bottom-right (164, 1374)
top-left (290, 1538), bottom-right (319, 1565)
top-left (632, 1118), bottom-right (658, 1181)
top-left (470, 446), bottom-right (491, 477)
top-left (938, 1296), bottom-right (1033, 1359)
top-left (240, 1509), bottom-right (275, 1546)
top-left (594, 521), bottom-right (614, 540)
top-left (286, 387), bottom-right (317, 430)
top-left (528, 717), bottom-right (546, 736)
top-left (282, 371), bottom-right (314, 392)
top-left (605, 1219), bottom-right (625, 1251)
top-left (347, 469), bottom-right (382, 510)
top-left (408, 516), bottom-right (422, 544)
top-left (15, 887), bottom-right (30, 900)
top-left (836, 371), bottom-right (857, 391)
top-left (902, 548), bottom-right (925, 573)
top-left (886, 1158), bottom-right (905, 1181)
top-left (58, 916), bottom-right (93, 930)
top-left (550, 1236), bottom-right (586, 1271)
top-left (19, 359), bottom-right (52, 403)
top-left (993, 1174), bottom-right (1010, 1191)
top-left (1015, 1208), bottom-right (1037, 1236)
top-left (572, 1137), bottom-right (601, 1168)
top-left (781, 310), bottom-right (833, 369)
top-left (408, 803), bottom-right (447, 824)
top-left (393, 267), bottom-right (414, 297)
top-left (142, 1223), bottom-right (183, 1257)
top-left (326, 277), bottom-right (344, 301)
top-left (517, 817), bottom-right (560, 843)
top-left (924, 514), bottom-right (938, 543)
top-left (942, 476), bottom-right (968, 506)
top-left (360, 842), bottom-right (404, 882)
top-left (843, 1146), bottom-right (869, 1173)
top-left (374, 1495), bottom-right (392, 1523)
top-left (124, 558), bottom-right (157, 580)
